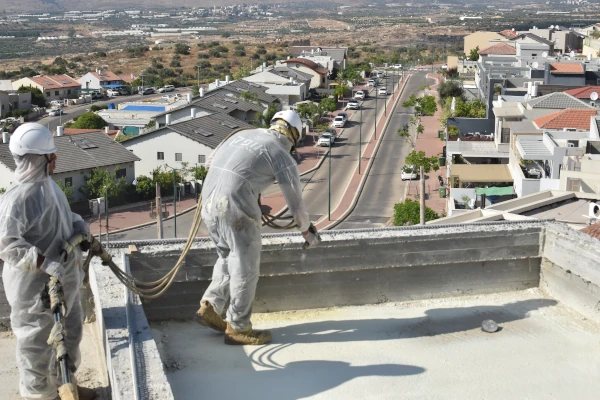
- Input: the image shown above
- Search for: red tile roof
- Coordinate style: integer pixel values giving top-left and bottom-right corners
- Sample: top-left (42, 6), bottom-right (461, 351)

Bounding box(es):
top-left (479, 42), bottom-right (516, 55)
top-left (580, 223), bottom-right (600, 241)
top-left (550, 63), bottom-right (584, 74)
top-left (29, 74), bottom-right (80, 89)
top-left (119, 74), bottom-right (135, 83)
top-left (533, 109), bottom-right (597, 130)
top-left (91, 70), bottom-right (122, 82)
top-left (563, 86), bottom-right (600, 99)
top-left (283, 58), bottom-right (329, 76)
top-left (63, 128), bottom-right (120, 139)
top-left (499, 29), bottom-right (518, 39)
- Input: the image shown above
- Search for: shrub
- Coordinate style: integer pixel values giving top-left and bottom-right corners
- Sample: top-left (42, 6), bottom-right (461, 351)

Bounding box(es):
top-left (393, 199), bottom-right (439, 226)
top-left (174, 43), bottom-right (190, 55)
top-left (70, 112), bottom-right (107, 129)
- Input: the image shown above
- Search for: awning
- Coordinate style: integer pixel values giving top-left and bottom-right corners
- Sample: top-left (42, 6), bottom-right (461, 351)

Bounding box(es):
top-left (475, 186), bottom-right (514, 196)
top-left (450, 164), bottom-right (513, 182)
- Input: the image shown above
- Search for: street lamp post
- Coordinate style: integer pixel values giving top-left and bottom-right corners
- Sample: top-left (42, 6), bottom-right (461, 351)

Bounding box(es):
top-left (375, 83), bottom-right (378, 141)
top-left (140, 73), bottom-right (144, 97)
top-left (359, 104), bottom-right (362, 175)
top-left (164, 165), bottom-right (178, 238)
top-left (196, 66), bottom-right (200, 91)
top-left (105, 186), bottom-right (109, 248)
top-left (328, 143), bottom-right (331, 221)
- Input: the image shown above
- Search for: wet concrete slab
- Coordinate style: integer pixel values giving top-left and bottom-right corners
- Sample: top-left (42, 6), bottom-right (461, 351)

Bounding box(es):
top-left (150, 288), bottom-right (600, 400)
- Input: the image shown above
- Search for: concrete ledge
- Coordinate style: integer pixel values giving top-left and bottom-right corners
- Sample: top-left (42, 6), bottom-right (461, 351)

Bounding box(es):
top-left (540, 223), bottom-right (600, 323)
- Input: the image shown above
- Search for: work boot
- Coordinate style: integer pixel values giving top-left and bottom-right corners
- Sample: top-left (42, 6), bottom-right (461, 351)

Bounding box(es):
top-left (224, 322), bottom-right (272, 346)
top-left (196, 300), bottom-right (227, 333)
top-left (55, 384), bottom-right (97, 400)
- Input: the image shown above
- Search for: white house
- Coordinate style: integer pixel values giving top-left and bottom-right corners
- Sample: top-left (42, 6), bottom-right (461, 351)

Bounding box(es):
top-left (282, 58), bottom-right (329, 89)
top-left (122, 112), bottom-right (253, 178)
top-left (77, 69), bottom-right (127, 91)
top-left (242, 70), bottom-right (307, 108)
top-left (0, 130), bottom-right (139, 201)
top-left (12, 75), bottom-right (81, 103)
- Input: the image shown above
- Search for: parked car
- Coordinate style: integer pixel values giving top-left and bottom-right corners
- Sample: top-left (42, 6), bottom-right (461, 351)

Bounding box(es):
top-left (48, 109), bottom-right (64, 116)
top-left (332, 116), bottom-right (346, 128)
top-left (318, 131), bottom-right (336, 147)
top-left (401, 165), bottom-right (418, 181)
top-left (139, 87), bottom-right (155, 95)
top-left (106, 89), bottom-right (120, 96)
top-left (338, 112), bottom-right (348, 122)
top-left (441, 64), bottom-right (448, 70)
top-left (347, 98), bottom-right (359, 110)
top-left (355, 90), bottom-right (365, 100)
top-left (118, 87), bottom-right (130, 95)
top-left (367, 79), bottom-right (376, 87)
top-left (158, 85), bottom-right (175, 93)
top-left (377, 71), bottom-right (386, 79)
top-left (49, 100), bottom-right (62, 107)
top-left (378, 87), bottom-right (388, 95)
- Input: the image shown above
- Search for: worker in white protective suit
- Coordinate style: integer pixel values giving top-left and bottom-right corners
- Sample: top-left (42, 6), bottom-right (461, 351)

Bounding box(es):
top-left (196, 110), bottom-right (321, 345)
top-left (0, 123), bottom-right (96, 400)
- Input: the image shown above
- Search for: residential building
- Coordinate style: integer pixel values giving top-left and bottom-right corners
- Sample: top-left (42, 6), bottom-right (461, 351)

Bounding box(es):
top-left (463, 31), bottom-right (506, 56)
top-left (242, 69), bottom-right (308, 108)
top-left (561, 151), bottom-right (600, 194)
top-left (563, 85), bottom-right (600, 105)
top-left (0, 81), bottom-right (14, 92)
top-left (282, 58), bottom-right (329, 89)
top-left (207, 79), bottom-right (278, 110)
top-left (0, 91), bottom-right (31, 115)
top-left (122, 112), bottom-right (253, 178)
top-left (288, 46), bottom-right (348, 69)
top-left (511, 33), bottom-right (555, 57)
top-left (478, 42), bottom-right (516, 57)
top-left (0, 130), bottom-right (139, 200)
top-left (12, 75), bottom-right (80, 103)
top-left (77, 69), bottom-right (126, 91)
top-left (544, 62), bottom-right (585, 86)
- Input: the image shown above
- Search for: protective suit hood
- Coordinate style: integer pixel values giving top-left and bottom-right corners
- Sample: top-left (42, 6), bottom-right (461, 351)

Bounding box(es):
top-left (13, 154), bottom-right (49, 183)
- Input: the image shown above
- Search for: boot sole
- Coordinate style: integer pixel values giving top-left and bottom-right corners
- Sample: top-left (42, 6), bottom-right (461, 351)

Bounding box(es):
top-left (196, 313), bottom-right (226, 333)
top-left (224, 334), bottom-right (272, 346)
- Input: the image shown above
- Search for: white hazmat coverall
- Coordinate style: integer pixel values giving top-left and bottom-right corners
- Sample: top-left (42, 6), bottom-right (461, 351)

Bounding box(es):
top-left (0, 154), bottom-right (85, 400)
top-left (202, 128), bottom-right (310, 331)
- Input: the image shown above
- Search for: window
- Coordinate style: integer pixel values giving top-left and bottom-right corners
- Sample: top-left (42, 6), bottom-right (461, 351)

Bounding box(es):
top-left (198, 155), bottom-right (206, 164)
top-left (116, 169), bottom-right (126, 179)
top-left (501, 128), bottom-right (510, 144)
top-left (531, 53), bottom-right (537, 57)
top-left (157, 152), bottom-right (164, 160)
top-left (67, 90), bottom-right (71, 95)
top-left (55, 91), bottom-right (59, 96)
top-left (46, 92), bottom-right (50, 97)
top-left (175, 153), bottom-right (182, 162)
top-left (567, 178), bottom-right (581, 192)
top-left (64, 177), bottom-right (72, 186)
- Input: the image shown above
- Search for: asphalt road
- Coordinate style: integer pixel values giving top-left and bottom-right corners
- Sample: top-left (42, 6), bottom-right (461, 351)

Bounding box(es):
top-left (336, 72), bottom-right (430, 230)
top-left (37, 87), bottom-right (191, 133)
top-left (110, 75), bottom-right (401, 241)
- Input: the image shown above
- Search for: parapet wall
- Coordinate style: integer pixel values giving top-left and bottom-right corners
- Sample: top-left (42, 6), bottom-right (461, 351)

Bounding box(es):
top-left (124, 221), bottom-right (547, 321)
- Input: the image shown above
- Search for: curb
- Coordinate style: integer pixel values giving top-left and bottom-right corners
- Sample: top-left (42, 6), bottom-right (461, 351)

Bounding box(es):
top-left (320, 74), bottom-right (411, 230)
top-left (94, 202), bottom-right (198, 237)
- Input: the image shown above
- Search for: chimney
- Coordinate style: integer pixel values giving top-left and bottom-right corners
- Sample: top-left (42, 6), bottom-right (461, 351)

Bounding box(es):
top-left (225, 75), bottom-right (230, 84)
top-left (215, 79), bottom-right (220, 87)
top-left (262, 62), bottom-right (267, 70)
top-left (191, 108), bottom-right (197, 119)
top-left (56, 126), bottom-right (64, 137)
top-left (104, 126), bottom-right (109, 134)
top-left (166, 114), bottom-right (171, 125)
top-left (200, 87), bottom-right (205, 97)
top-left (2, 131), bottom-right (9, 144)
top-left (186, 93), bottom-right (192, 103)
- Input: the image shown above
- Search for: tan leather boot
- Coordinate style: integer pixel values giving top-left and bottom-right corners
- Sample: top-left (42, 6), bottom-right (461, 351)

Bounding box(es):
top-left (196, 300), bottom-right (227, 333)
top-left (224, 322), bottom-right (272, 345)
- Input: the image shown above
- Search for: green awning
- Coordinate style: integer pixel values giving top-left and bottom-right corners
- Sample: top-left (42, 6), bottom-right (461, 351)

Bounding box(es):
top-left (475, 187), bottom-right (514, 196)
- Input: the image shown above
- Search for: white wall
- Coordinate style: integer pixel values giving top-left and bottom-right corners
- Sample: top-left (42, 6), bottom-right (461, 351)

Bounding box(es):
top-left (284, 63), bottom-right (323, 89)
top-left (123, 129), bottom-right (213, 178)
top-left (53, 163), bottom-right (136, 201)
top-left (77, 73), bottom-right (102, 90)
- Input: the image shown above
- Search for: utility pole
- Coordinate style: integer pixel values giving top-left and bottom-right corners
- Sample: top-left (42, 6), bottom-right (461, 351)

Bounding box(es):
top-left (105, 187), bottom-right (109, 248)
top-left (420, 165), bottom-right (426, 225)
top-left (359, 104), bottom-right (362, 175)
top-left (140, 73), bottom-right (144, 97)
top-left (173, 168), bottom-right (177, 238)
top-left (328, 145), bottom-right (332, 221)
top-left (375, 82), bottom-right (378, 141)
top-left (156, 181), bottom-right (163, 239)
top-left (196, 66), bottom-right (200, 90)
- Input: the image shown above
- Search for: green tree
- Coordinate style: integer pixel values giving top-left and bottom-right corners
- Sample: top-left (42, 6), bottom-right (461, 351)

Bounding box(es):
top-left (18, 85), bottom-right (46, 107)
top-left (438, 81), bottom-right (465, 104)
top-left (319, 97), bottom-right (337, 115)
top-left (174, 43), bottom-right (190, 55)
top-left (237, 91), bottom-right (260, 104)
top-left (468, 46), bottom-right (480, 61)
top-left (393, 199), bottom-right (439, 226)
top-left (56, 180), bottom-right (75, 203)
top-left (70, 112), bottom-right (107, 129)
top-left (296, 102), bottom-right (320, 126)
top-left (134, 175), bottom-right (154, 199)
top-left (251, 104), bottom-right (278, 128)
top-left (194, 165), bottom-right (208, 181)
top-left (233, 64), bottom-right (252, 79)
top-left (405, 150), bottom-right (439, 174)
top-left (80, 167), bottom-right (127, 201)
top-left (192, 84), bottom-right (199, 96)
top-left (332, 83), bottom-right (350, 100)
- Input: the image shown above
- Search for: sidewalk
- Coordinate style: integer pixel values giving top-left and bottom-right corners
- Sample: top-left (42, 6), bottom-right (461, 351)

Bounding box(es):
top-left (408, 73), bottom-right (447, 216)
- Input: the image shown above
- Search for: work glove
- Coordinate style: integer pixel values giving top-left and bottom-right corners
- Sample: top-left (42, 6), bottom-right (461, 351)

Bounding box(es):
top-left (73, 220), bottom-right (91, 252)
top-left (40, 258), bottom-right (66, 282)
top-left (302, 223), bottom-right (322, 250)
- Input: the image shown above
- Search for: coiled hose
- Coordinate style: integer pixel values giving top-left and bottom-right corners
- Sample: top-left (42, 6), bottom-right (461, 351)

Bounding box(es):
top-left (62, 193), bottom-right (297, 299)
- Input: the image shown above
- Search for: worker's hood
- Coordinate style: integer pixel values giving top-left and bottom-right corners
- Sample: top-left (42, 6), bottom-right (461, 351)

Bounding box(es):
top-left (267, 125), bottom-right (294, 153)
top-left (13, 153), bottom-right (49, 183)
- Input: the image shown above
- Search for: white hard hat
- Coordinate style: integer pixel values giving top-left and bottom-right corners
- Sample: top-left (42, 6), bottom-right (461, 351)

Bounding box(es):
top-left (271, 110), bottom-right (303, 145)
top-left (9, 123), bottom-right (56, 156)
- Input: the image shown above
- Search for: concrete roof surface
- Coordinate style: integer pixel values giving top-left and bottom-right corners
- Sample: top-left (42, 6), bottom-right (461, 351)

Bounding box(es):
top-left (522, 198), bottom-right (595, 225)
top-left (215, 80), bottom-right (278, 105)
top-left (152, 289), bottom-right (600, 400)
top-left (450, 164), bottom-right (513, 182)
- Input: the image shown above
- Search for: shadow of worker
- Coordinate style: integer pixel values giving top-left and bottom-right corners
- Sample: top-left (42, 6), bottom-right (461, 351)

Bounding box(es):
top-left (270, 298), bottom-right (558, 344)
top-left (202, 359), bottom-right (425, 400)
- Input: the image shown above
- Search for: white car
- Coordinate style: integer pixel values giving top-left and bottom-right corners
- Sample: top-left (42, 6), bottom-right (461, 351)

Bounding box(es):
top-left (318, 132), bottom-right (335, 147)
top-left (332, 116), bottom-right (346, 128)
top-left (378, 87), bottom-right (388, 95)
top-left (441, 64), bottom-right (448, 70)
top-left (337, 112), bottom-right (348, 122)
top-left (48, 109), bottom-right (64, 116)
top-left (367, 79), bottom-right (376, 87)
top-left (106, 89), bottom-right (120, 96)
top-left (347, 99), bottom-right (359, 110)
top-left (401, 165), bottom-right (418, 181)
top-left (355, 90), bottom-right (365, 100)
top-left (158, 85), bottom-right (175, 93)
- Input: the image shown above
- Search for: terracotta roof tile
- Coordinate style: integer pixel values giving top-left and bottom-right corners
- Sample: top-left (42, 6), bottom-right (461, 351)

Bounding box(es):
top-left (580, 222), bottom-right (600, 241)
top-left (29, 74), bottom-right (80, 89)
top-left (499, 29), bottom-right (518, 39)
top-left (563, 86), bottom-right (600, 99)
top-left (533, 109), bottom-right (597, 130)
top-left (91, 70), bottom-right (122, 82)
top-left (550, 63), bottom-right (584, 74)
top-left (283, 58), bottom-right (329, 76)
top-left (479, 42), bottom-right (516, 55)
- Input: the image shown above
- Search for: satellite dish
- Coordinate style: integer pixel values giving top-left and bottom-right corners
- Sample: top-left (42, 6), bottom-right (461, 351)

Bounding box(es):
top-left (570, 50), bottom-right (575, 57)
top-left (542, 52), bottom-right (548, 58)
top-left (532, 62), bottom-right (539, 69)
top-left (591, 92), bottom-right (598, 101)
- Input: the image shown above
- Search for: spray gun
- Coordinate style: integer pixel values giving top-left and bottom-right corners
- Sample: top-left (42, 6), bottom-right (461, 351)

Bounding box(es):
top-left (302, 223), bottom-right (322, 250)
